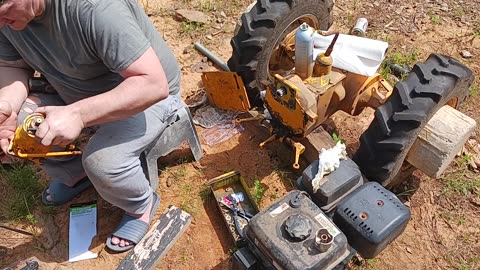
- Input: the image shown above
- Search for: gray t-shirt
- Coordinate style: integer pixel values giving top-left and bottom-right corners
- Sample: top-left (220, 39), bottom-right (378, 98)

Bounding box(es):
top-left (0, 0), bottom-right (181, 104)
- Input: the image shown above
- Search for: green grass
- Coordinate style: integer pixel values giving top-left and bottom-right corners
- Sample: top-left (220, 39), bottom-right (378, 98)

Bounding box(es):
top-left (441, 156), bottom-right (480, 198)
top-left (179, 181), bottom-right (199, 215)
top-left (273, 167), bottom-right (295, 188)
top-left (469, 85), bottom-right (479, 96)
top-left (251, 179), bottom-right (265, 204)
top-left (380, 49), bottom-right (420, 84)
top-left (180, 21), bottom-right (203, 35)
top-left (446, 254), bottom-right (480, 270)
top-left (439, 210), bottom-right (466, 225)
top-left (0, 163), bottom-right (42, 223)
top-left (194, 0), bottom-right (246, 16)
top-left (431, 14), bottom-right (441, 25)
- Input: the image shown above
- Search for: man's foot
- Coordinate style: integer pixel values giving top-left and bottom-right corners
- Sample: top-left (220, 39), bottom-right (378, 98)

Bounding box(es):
top-left (106, 192), bottom-right (160, 252)
top-left (42, 177), bottom-right (92, 206)
top-left (110, 200), bottom-right (153, 247)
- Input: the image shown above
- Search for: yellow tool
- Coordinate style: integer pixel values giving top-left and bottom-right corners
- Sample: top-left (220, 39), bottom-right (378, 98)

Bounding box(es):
top-left (8, 113), bottom-right (82, 160)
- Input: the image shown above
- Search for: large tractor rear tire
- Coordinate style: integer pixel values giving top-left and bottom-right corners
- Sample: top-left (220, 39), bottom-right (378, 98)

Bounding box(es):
top-left (353, 54), bottom-right (474, 188)
top-left (227, 0), bottom-right (334, 106)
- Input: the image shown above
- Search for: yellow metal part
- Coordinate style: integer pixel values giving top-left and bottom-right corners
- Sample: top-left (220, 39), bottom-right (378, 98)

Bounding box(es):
top-left (201, 71), bottom-right (250, 112)
top-left (340, 72), bottom-right (394, 115)
top-left (8, 113), bottom-right (82, 160)
top-left (265, 74), bottom-right (320, 135)
top-left (259, 133), bottom-right (280, 148)
top-left (234, 114), bottom-right (265, 124)
top-left (282, 137), bottom-right (305, 169)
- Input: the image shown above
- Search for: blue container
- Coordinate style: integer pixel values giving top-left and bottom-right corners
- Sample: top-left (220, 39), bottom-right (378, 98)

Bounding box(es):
top-left (295, 22), bottom-right (314, 79)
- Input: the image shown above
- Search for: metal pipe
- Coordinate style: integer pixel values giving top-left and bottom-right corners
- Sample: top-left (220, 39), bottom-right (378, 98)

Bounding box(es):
top-left (194, 42), bottom-right (230, 72)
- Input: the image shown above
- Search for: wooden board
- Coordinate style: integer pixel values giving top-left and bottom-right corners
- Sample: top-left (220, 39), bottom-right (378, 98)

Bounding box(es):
top-left (116, 206), bottom-right (192, 270)
top-left (406, 105), bottom-right (477, 178)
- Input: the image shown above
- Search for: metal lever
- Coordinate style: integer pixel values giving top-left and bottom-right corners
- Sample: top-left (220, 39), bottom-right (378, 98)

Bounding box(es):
top-left (234, 114), bottom-right (265, 124)
top-left (284, 137), bottom-right (305, 169)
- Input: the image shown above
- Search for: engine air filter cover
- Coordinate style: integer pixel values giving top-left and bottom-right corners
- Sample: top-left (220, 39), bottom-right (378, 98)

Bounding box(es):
top-left (333, 182), bottom-right (411, 259)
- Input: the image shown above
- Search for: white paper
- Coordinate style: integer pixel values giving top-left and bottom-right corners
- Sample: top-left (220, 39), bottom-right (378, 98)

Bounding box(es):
top-left (311, 142), bottom-right (347, 193)
top-left (69, 202), bottom-right (98, 263)
top-left (312, 33), bottom-right (389, 76)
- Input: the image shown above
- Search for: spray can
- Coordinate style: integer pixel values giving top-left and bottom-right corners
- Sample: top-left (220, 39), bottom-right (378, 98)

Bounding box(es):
top-left (351, 17), bottom-right (368, 37)
top-left (295, 22), bottom-right (314, 79)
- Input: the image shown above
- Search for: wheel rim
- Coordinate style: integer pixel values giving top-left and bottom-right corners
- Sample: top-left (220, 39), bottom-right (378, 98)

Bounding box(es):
top-left (267, 15), bottom-right (320, 80)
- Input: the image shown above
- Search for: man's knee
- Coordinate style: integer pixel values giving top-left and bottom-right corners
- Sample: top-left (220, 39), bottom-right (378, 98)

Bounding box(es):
top-left (82, 146), bottom-right (141, 187)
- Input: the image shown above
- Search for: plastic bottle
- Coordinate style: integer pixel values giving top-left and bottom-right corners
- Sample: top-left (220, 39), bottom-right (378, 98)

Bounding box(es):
top-left (295, 22), bottom-right (314, 79)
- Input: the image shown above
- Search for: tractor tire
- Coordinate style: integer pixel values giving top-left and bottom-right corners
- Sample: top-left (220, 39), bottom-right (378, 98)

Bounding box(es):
top-left (353, 54), bottom-right (474, 188)
top-left (227, 0), bottom-right (334, 106)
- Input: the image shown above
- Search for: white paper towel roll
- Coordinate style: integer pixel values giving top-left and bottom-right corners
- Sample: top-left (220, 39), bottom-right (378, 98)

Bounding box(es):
top-left (312, 33), bottom-right (389, 76)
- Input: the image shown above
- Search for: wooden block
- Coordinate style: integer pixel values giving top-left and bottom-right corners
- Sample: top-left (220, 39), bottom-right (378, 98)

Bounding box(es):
top-left (116, 206), bottom-right (192, 270)
top-left (406, 106), bottom-right (477, 178)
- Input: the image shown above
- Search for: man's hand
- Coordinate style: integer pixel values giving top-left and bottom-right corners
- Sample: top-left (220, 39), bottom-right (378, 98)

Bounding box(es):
top-left (34, 105), bottom-right (85, 146)
top-left (0, 101), bottom-right (17, 154)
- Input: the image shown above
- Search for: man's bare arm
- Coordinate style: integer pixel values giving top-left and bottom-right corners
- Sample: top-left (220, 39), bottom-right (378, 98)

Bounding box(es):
top-left (0, 59), bottom-right (33, 112)
top-left (70, 47), bottom-right (170, 127)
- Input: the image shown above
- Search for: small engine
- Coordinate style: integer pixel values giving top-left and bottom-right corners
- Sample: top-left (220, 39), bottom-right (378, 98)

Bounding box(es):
top-left (241, 190), bottom-right (351, 270)
top-left (232, 161), bottom-right (411, 270)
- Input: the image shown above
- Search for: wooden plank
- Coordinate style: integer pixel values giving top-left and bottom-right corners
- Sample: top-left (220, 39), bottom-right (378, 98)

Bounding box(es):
top-left (116, 206), bottom-right (192, 270)
top-left (406, 106), bottom-right (477, 178)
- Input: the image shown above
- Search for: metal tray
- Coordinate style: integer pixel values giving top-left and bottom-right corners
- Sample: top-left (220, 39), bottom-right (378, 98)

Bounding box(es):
top-left (208, 171), bottom-right (259, 245)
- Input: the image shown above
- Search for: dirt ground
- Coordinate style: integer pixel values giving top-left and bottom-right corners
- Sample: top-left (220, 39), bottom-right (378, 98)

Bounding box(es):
top-left (1, 0), bottom-right (480, 269)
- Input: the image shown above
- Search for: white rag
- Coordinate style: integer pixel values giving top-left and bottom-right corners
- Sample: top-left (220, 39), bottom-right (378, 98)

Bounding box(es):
top-left (311, 141), bottom-right (347, 193)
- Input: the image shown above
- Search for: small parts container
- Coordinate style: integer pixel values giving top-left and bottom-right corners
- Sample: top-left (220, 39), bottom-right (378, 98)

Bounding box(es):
top-left (208, 171), bottom-right (259, 245)
top-left (333, 182), bottom-right (411, 259)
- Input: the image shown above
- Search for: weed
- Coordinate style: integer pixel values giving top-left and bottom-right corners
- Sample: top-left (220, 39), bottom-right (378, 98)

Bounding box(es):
top-left (194, 0), bottom-right (246, 16)
top-left (474, 26), bottom-right (480, 37)
top-left (251, 179), bottom-right (265, 204)
top-left (439, 211), bottom-right (466, 225)
top-left (273, 167), bottom-right (295, 188)
top-left (389, 50), bottom-right (419, 67)
top-left (171, 164), bottom-right (187, 181)
top-left (180, 182), bottom-right (198, 215)
top-left (431, 14), bottom-right (441, 25)
top-left (196, 0), bottom-right (217, 13)
top-left (199, 183), bottom-right (212, 205)
top-left (0, 164), bottom-right (42, 223)
top-left (446, 254), bottom-right (480, 270)
top-left (469, 85), bottom-right (479, 96)
top-left (228, 246), bottom-right (239, 255)
top-left (380, 50), bottom-right (419, 84)
top-left (180, 21), bottom-right (203, 35)
top-left (441, 157), bottom-right (480, 198)
top-left (332, 132), bottom-right (345, 144)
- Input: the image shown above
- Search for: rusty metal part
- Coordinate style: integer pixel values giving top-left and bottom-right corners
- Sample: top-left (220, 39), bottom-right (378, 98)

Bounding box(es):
top-left (314, 228), bottom-right (333, 253)
top-left (201, 71), bottom-right (250, 112)
top-left (8, 113), bottom-right (82, 160)
top-left (313, 33), bottom-right (339, 77)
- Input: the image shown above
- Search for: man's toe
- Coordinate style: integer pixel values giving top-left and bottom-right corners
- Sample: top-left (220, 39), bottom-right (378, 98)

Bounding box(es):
top-left (111, 236), bottom-right (120, 245)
